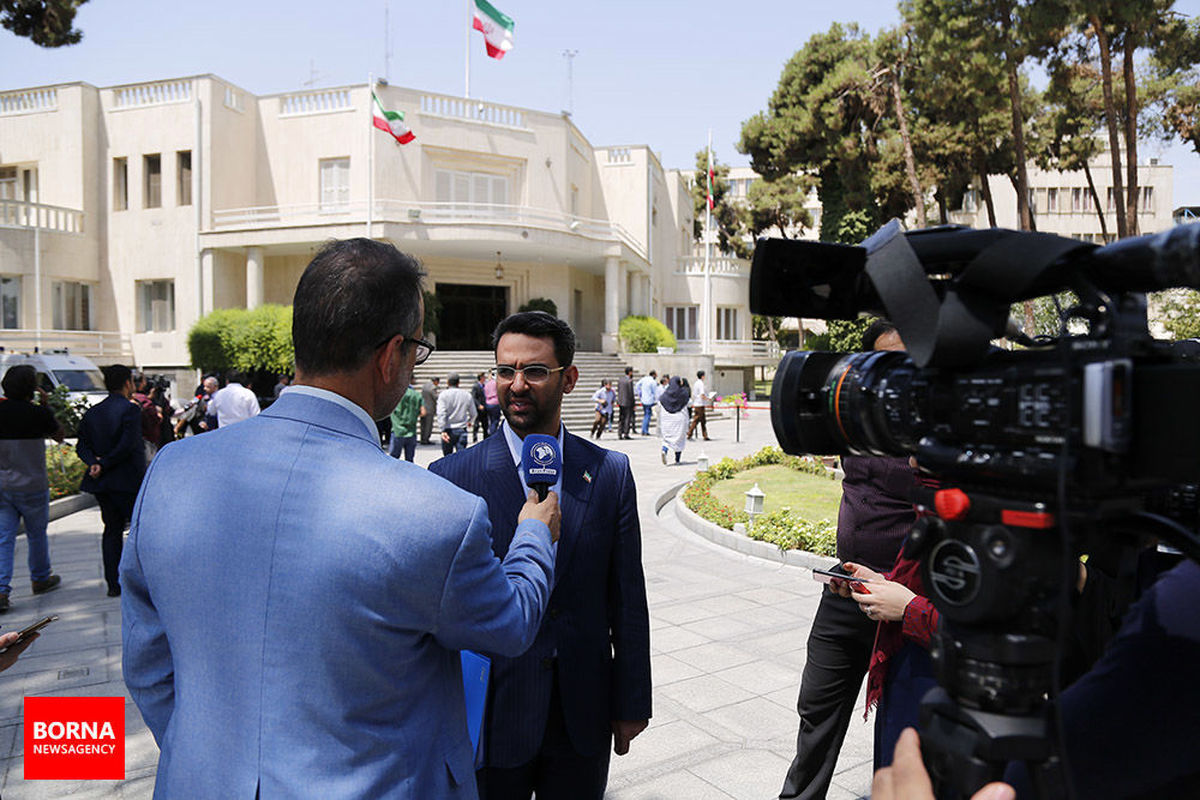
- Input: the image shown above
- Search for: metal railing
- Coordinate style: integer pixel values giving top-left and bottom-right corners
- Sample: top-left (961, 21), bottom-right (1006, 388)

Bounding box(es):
top-left (676, 256), bottom-right (747, 276)
top-left (0, 87), bottom-right (57, 116)
top-left (0, 330), bottom-right (132, 360)
top-left (209, 200), bottom-right (648, 261)
top-left (418, 92), bottom-right (528, 129)
top-left (0, 200), bottom-right (85, 233)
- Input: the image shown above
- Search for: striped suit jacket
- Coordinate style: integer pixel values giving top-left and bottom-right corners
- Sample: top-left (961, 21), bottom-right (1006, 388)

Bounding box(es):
top-left (430, 430), bottom-right (652, 766)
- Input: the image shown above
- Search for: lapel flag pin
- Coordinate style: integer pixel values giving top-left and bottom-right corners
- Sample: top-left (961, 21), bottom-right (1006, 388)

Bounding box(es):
top-left (582, 470), bottom-right (592, 484)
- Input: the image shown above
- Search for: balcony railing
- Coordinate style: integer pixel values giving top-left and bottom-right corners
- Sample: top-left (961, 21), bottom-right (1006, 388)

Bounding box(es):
top-left (676, 256), bottom-right (747, 276)
top-left (418, 92), bottom-right (528, 129)
top-left (111, 79), bottom-right (192, 110)
top-left (0, 200), bottom-right (85, 234)
top-left (0, 330), bottom-right (132, 360)
top-left (209, 201), bottom-right (648, 261)
top-left (672, 339), bottom-right (781, 360)
top-left (0, 87), bottom-right (57, 116)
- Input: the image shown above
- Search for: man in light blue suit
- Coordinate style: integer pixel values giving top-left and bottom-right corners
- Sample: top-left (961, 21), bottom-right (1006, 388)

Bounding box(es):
top-left (430, 312), bottom-right (651, 800)
top-left (121, 239), bottom-right (561, 799)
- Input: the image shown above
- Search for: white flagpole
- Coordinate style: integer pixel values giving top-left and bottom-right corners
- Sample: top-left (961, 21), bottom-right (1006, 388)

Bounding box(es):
top-left (465, 0), bottom-right (471, 98)
top-left (703, 129), bottom-right (713, 355)
top-left (367, 73), bottom-right (374, 239)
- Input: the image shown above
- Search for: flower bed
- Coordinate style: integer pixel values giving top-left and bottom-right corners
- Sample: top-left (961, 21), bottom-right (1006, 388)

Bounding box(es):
top-left (682, 445), bottom-right (838, 556)
top-left (46, 443), bottom-right (86, 500)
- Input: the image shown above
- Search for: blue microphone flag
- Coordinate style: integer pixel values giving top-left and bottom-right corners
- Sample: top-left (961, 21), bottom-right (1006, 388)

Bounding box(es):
top-left (520, 434), bottom-right (561, 501)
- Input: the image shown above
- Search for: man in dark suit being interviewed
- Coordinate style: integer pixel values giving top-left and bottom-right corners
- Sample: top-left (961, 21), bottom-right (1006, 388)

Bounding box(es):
top-left (431, 311), bottom-right (652, 800)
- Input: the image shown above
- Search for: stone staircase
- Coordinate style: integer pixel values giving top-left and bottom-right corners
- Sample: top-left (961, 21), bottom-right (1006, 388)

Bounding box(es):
top-left (412, 351), bottom-right (642, 432)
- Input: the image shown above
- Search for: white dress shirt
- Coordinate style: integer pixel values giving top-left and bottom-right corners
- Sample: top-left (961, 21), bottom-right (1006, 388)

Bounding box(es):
top-left (209, 382), bottom-right (260, 427)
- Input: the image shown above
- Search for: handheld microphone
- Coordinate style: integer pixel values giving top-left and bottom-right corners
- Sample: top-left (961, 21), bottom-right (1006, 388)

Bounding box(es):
top-left (520, 434), bottom-right (561, 502)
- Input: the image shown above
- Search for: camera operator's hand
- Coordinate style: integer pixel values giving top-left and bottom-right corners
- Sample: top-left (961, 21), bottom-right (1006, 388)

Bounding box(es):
top-left (873, 728), bottom-right (1014, 800)
top-left (842, 562), bottom-right (915, 622)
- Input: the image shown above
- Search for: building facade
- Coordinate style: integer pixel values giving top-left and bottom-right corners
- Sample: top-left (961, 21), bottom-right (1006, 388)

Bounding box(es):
top-left (1, 75), bottom-right (780, 394)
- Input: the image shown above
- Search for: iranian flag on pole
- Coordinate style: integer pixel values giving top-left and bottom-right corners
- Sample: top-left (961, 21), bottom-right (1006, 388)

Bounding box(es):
top-left (472, 0), bottom-right (514, 59)
top-left (372, 92), bottom-right (415, 145)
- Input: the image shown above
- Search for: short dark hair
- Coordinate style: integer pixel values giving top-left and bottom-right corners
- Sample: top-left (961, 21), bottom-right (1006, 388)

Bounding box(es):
top-left (624, 366), bottom-right (633, 376)
top-left (649, 370), bottom-right (657, 378)
top-left (226, 370), bottom-right (247, 385)
top-left (1, 365), bottom-right (36, 401)
top-left (863, 319), bottom-right (898, 351)
top-left (293, 238), bottom-right (425, 375)
top-left (491, 311), bottom-right (576, 368)
top-left (103, 364), bottom-right (132, 392)
top-left (697, 370), bottom-right (705, 379)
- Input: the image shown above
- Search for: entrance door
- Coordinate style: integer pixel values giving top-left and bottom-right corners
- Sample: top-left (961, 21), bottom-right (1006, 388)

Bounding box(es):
top-left (435, 283), bottom-right (508, 350)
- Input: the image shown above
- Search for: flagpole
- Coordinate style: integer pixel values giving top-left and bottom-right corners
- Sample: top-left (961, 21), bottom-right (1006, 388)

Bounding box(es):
top-left (367, 73), bottom-right (374, 240)
top-left (703, 129), bottom-right (713, 355)
top-left (465, 0), bottom-right (471, 98)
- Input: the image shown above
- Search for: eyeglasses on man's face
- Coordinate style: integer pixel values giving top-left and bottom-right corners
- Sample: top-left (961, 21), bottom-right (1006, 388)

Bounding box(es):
top-left (494, 364), bottom-right (565, 384)
top-left (376, 333), bottom-right (436, 366)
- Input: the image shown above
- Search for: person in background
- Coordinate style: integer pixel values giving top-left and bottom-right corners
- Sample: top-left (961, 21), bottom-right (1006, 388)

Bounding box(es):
top-left (635, 370), bottom-right (658, 436)
top-left (199, 375), bottom-right (220, 432)
top-left (484, 369), bottom-right (501, 436)
top-left (388, 383), bottom-right (422, 462)
top-left (604, 378), bottom-right (617, 433)
top-left (590, 379), bottom-right (611, 439)
top-left (617, 366), bottom-right (636, 440)
top-left (419, 375), bottom-right (440, 445)
top-left (658, 376), bottom-right (690, 466)
top-left (472, 372), bottom-right (489, 442)
top-left (76, 363), bottom-right (145, 598)
top-left (687, 370), bottom-right (712, 441)
top-left (208, 370), bottom-right (259, 428)
top-left (273, 373), bottom-right (290, 398)
top-left (131, 372), bottom-right (162, 464)
top-left (0, 365), bottom-right (65, 613)
top-left (436, 373), bottom-right (476, 456)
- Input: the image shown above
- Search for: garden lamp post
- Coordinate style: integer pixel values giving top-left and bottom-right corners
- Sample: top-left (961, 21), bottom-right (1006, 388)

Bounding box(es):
top-left (744, 483), bottom-right (765, 529)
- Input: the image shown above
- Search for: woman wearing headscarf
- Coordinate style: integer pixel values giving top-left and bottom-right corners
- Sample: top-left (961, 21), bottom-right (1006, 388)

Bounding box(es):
top-left (658, 376), bottom-right (690, 465)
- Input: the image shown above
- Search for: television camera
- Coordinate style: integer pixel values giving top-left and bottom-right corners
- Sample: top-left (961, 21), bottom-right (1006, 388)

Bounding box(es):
top-left (750, 220), bottom-right (1200, 798)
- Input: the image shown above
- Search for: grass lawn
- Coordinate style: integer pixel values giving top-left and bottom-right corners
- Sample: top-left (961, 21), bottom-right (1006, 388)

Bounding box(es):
top-left (708, 464), bottom-right (842, 523)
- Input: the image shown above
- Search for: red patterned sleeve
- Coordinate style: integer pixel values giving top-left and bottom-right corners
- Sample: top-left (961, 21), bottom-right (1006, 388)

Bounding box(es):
top-left (901, 595), bottom-right (939, 649)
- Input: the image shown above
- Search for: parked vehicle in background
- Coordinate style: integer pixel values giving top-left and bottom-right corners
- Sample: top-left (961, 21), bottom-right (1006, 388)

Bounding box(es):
top-left (0, 352), bottom-right (108, 407)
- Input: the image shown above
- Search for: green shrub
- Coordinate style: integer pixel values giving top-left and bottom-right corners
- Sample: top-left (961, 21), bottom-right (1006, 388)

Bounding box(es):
top-left (188, 305), bottom-right (294, 375)
top-left (41, 385), bottom-right (89, 438)
top-left (682, 445), bottom-right (838, 556)
top-left (46, 444), bottom-right (86, 500)
top-left (618, 316), bottom-right (677, 353)
top-left (519, 297), bottom-right (558, 317)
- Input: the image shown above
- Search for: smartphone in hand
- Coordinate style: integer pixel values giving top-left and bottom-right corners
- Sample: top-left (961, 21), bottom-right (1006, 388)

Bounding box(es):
top-left (0, 615), bottom-right (58, 652)
top-left (811, 568), bottom-right (872, 594)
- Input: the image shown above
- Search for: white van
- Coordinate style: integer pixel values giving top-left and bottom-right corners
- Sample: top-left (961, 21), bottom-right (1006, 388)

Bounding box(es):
top-left (0, 351), bottom-right (109, 406)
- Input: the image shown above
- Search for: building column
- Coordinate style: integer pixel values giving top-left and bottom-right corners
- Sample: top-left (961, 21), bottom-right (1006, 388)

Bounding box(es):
top-left (602, 255), bottom-right (625, 354)
top-left (246, 246), bottom-right (264, 309)
top-left (201, 249), bottom-right (215, 316)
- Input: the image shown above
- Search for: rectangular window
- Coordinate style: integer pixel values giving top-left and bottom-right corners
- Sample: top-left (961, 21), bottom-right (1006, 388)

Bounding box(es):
top-left (434, 168), bottom-right (510, 206)
top-left (962, 188), bottom-right (978, 213)
top-left (1072, 187), bottom-right (1083, 212)
top-left (177, 151), bottom-right (192, 206)
top-left (319, 157), bottom-right (350, 212)
top-left (1, 276), bottom-right (20, 329)
top-left (52, 281), bottom-right (92, 331)
top-left (1047, 188), bottom-right (1058, 212)
top-left (717, 307), bottom-right (739, 341)
top-left (113, 158), bottom-right (128, 210)
top-left (0, 166), bottom-right (16, 200)
top-left (1106, 187), bottom-right (1115, 212)
top-left (1028, 189), bottom-right (1037, 214)
top-left (144, 154), bottom-right (162, 208)
top-left (137, 280), bottom-right (175, 332)
top-left (1141, 186), bottom-right (1155, 213)
top-left (664, 305), bottom-right (698, 341)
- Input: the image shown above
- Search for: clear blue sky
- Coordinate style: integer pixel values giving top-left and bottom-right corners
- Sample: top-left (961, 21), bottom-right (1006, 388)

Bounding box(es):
top-left (3, 0), bottom-right (1198, 206)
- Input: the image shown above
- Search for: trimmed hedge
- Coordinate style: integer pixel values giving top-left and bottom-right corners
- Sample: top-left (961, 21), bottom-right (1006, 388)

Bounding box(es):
top-left (682, 445), bottom-right (838, 556)
top-left (618, 316), bottom-right (677, 353)
top-left (188, 305), bottom-right (294, 374)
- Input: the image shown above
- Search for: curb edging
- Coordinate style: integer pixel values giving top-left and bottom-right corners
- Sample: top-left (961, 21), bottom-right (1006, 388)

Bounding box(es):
top-left (657, 478), bottom-right (837, 570)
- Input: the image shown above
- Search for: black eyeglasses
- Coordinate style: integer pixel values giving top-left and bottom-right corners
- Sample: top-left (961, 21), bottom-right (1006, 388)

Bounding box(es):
top-left (495, 364), bottom-right (565, 384)
top-left (376, 333), bottom-right (436, 366)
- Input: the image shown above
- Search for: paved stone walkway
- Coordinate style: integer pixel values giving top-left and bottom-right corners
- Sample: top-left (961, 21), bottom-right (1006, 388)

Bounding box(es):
top-left (0, 407), bottom-right (872, 799)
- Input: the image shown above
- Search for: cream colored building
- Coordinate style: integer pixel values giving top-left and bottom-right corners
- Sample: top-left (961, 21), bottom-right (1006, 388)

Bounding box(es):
top-left (0, 74), bottom-right (779, 393)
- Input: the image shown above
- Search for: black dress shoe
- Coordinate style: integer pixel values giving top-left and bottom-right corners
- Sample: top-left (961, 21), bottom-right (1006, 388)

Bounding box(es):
top-left (31, 574), bottom-right (61, 594)
top-left (107, 587), bottom-right (121, 598)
